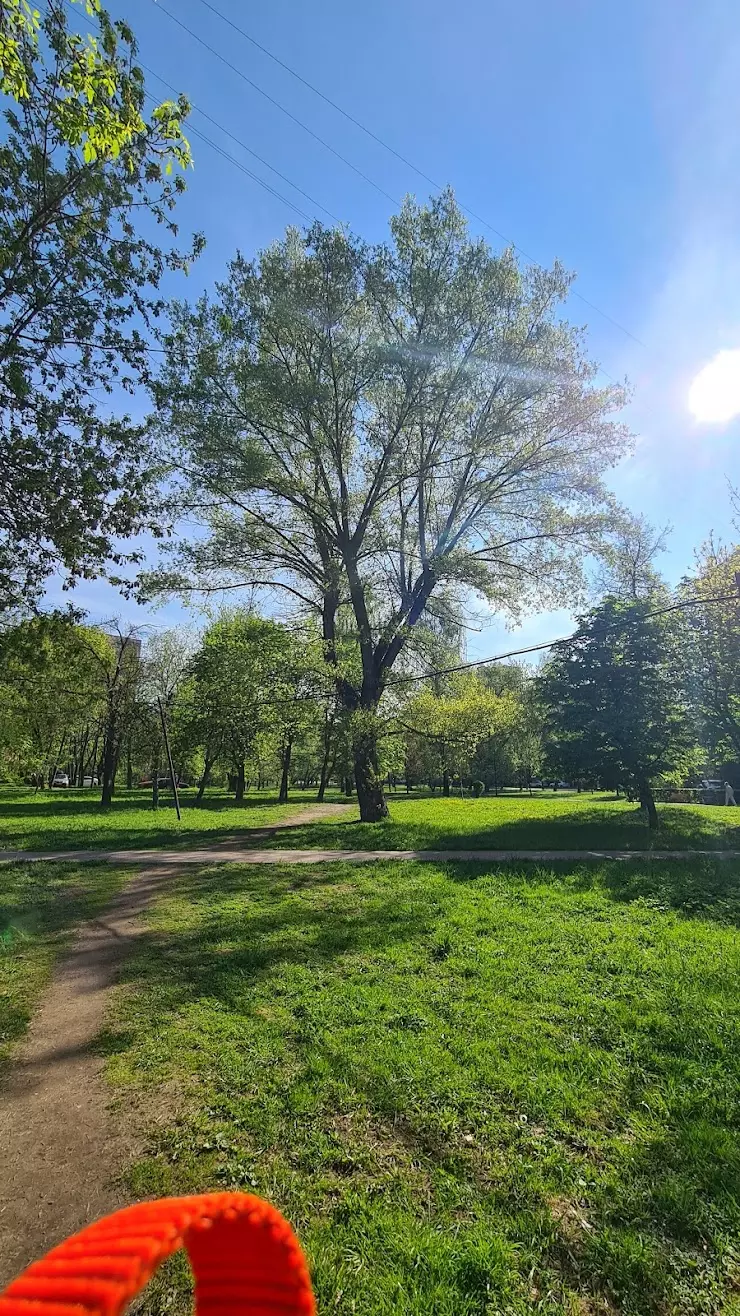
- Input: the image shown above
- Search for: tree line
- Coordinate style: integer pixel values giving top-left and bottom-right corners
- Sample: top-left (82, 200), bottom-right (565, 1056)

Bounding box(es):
top-left (2, 527), bottom-right (739, 824)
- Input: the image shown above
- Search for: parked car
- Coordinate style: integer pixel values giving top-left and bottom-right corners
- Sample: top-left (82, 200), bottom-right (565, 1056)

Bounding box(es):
top-left (82, 774), bottom-right (98, 787)
top-left (51, 771), bottom-right (69, 787)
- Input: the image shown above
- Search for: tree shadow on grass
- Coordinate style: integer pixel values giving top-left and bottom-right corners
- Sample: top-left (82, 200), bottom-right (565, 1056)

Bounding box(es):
top-left (258, 803), bottom-right (740, 854)
top-left (447, 856), bottom-right (740, 926)
top-left (0, 790), bottom-right (339, 852)
top-left (116, 862), bottom-right (438, 1015)
top-left (0, 861), bottom-right (121, 1073)
top-left (115, 859), bottom-right (740, 1315)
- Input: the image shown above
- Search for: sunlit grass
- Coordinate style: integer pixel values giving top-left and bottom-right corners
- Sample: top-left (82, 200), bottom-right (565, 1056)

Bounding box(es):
top-left (258, 791), bottom-right (740, 852)
top-left (0, 785), bottom-right (345, 852)
top-left (108, 856), bottom-right (740, 1315)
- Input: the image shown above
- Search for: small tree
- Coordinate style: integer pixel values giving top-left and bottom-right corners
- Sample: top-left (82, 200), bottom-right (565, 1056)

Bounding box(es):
top-left (402, 675), bottom-right (519, 795)
top-left (0, 612), bottom-right (109, 782)
top-left (541, 597), bottom-right (697, 826)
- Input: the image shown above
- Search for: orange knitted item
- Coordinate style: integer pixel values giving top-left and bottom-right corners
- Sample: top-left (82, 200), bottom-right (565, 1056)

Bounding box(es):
top-left (0, 1192), bottom-right (316, 1316)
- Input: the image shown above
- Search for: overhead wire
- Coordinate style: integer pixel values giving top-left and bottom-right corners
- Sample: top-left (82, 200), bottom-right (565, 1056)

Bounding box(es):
top-left (150, 0), bottom-right (399, 205)
top-left (384, 589), bottom-right (740, 687)
top-left (67, 0), bottom-right (333, 223)
top-left (8, 592), bottom-right (735, 708)
top-left (187, 0), bottom-right (648, 349)
top-left (141, 62), bottom-right (342, 223)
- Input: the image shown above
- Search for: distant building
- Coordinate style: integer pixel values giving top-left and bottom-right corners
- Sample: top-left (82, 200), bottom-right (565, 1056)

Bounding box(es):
top-left (103, 631), bottom-right (142, 661)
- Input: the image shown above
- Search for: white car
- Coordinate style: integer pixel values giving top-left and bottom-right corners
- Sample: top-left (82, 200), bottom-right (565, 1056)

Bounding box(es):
top-left (82, 774), bottom-right (98, 787)
top-left (52, 771), bottom-right (69, 787)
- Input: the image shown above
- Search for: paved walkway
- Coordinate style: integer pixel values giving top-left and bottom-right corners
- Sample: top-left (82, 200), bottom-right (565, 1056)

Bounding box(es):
top-left (2, 845), bottom-right (739, 864)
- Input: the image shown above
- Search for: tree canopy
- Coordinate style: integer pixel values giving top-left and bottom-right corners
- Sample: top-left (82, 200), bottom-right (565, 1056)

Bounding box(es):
top-left (0, 0), bottom-right (196, 612)
top-left (149, 190), bottom-right (631, 818)
top-left (540, 597), bottom-right (699, 826)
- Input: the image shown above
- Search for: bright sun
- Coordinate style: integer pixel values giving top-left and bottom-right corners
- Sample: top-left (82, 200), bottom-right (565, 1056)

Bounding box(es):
top-left (688, 348), bottom-right (740, 423)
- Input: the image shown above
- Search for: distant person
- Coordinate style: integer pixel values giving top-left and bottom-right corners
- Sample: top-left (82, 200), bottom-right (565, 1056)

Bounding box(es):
top-left (724, 781), bottom-right (736, 806)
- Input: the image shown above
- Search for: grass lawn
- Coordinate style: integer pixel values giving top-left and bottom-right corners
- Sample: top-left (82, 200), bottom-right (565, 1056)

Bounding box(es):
top-left (256, 791), bottom-right (740, 853)
top-left (0, 861), bottom-right (126, 1073)
top-left (0, 785), bottom-right (345, 852)
top-left (107, 855), bottom-right (740, 1315)
top-left (2, 787), bottom-right (740, 856)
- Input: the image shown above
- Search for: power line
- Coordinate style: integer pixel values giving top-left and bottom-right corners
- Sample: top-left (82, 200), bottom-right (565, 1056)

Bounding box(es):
top-left (141, 62), bottom-right (342, 224)
top-left (151, 0), bottom-right (399, 206)
top-left (385, 590), bottom-right (740, 687)
top-left (189, 0), bottom-right (648, 350)
top-left (68, 0), bottom-right (331, 224)
top-left (9, 592), bottom-right (738, 709)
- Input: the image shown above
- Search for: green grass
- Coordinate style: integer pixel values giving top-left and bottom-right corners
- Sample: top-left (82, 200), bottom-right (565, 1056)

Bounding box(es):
top-left (2, 787), bottom-right (739, 856)
top-left (0, 785), bottom-right (344, 852)
top-left (107, 856), bottom-right (740, 1315)
top-left (0, 861), bottom-right (126, 1072)
top-left (252, 790), bottom-right (740, 853)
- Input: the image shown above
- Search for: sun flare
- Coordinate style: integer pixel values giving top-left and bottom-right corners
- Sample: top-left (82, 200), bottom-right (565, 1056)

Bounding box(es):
top-left (688, 349), bottom-right (740, 424)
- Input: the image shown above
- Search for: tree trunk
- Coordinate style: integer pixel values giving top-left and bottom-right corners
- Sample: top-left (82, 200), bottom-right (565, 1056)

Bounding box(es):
top-left (100, 715), bottom-right (117, 807)
top-left (196, 753), bottom-right (215, 805)
top-left (442, 769), bottom-right (450, 797)
top-left (152, 749), bottom-right (160, 811)
top-left (352, 724), bottom-right (388, 822)
top-left (235, 759), bottom-right (246, 803)
top-left (126, 738), bottom-right (133, 790)
top-left (317, 745), bottom-right (334, 802)
top-left (278, 737), bottom-right (292, 805)
top-left (638, 778), bottom-right (659, 829)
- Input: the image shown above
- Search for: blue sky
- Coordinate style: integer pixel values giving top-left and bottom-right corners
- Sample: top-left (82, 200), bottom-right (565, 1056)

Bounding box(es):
top-left (48, 0), bottom-right (740, 656)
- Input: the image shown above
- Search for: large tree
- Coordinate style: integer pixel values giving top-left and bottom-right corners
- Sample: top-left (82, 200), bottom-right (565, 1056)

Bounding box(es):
top-left (0, 0), bottom-right (196, 611)
top-left (540, 597), bottom-right (698, 826)
top-left (150, 191), bottom-right (630, 820)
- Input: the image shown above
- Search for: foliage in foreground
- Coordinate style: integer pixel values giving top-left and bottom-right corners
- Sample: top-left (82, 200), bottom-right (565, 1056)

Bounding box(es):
top-left (107, 858), bottom-right (740, 1315)
top-left (0, 0), bottom-right (195, 610)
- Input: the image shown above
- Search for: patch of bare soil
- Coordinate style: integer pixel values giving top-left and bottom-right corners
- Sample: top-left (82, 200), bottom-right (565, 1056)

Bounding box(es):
top-left (0, 867), bottom-right (175, 1288)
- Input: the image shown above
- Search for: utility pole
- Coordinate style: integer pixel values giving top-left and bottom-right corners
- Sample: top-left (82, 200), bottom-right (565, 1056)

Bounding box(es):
top-left (157, 697), bottom-right (181, 821)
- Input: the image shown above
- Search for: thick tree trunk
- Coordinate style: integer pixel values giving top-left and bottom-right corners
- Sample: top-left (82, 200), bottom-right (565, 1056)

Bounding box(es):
top-left (278, 737), bottom-right (292, 805)
top-left (235, 759), bottom-right (246, 803)
top-left (352, 725), bottom-right (388, 822)
top-left (638, 778), bottom-right (659, 829)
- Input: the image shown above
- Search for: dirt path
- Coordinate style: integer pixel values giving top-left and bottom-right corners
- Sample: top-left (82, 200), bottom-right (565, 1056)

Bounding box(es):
top-left (0, 800), bottom-right (354, 865)
top-left (0, 804), bottom-right (351, 1285)
top-left (0, 867), bottom-right (175, 1288)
